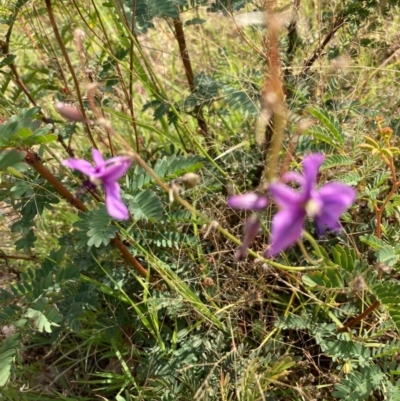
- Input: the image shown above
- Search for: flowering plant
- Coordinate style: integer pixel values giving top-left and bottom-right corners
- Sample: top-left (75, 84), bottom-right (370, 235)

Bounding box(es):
top-left (62, 149), bottom-right (132, 220)
top-left (228, 153), bottom-right (357, 257)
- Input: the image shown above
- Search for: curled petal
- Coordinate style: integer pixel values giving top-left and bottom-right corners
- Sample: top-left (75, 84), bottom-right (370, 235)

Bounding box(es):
top-left (269, 182), bottom-right (302, 209)
top-left (104, 156), bottom-right (132, 166)
top-left (236, 215), bottom-right (260, 260)
top-left (228, 193), bottom-right (268, 211)
top-left (102, 159), bottom-right (132, 183)
top-left (281, 171), bottom-right (304, 185)
top-left (266, 208), bottom-right (305, 257)
top-left (62, 158), bottom-right (95, 176)
top-left (315, 182), bottom-right (356, 233)
top-left (301, 153), bottom-right (324, 197)
top-left (92, 148), bottom-right (105, 168)
top-left (104, 182), bottom-right (129, 220)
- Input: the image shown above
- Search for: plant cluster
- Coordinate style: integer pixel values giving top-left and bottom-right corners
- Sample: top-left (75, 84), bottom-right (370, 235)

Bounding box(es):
top-left (1, 0), bottom-right (400, 400)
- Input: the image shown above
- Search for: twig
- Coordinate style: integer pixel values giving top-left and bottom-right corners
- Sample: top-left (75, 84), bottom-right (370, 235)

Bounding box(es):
top-left (0, 253), bottom-right (38, 262)
top-left (172, 17), bottom-right (210, 141)
top-left (299, 14), bottom-right (346, 78)
top-left (337, 301), bottom-right (380, 333)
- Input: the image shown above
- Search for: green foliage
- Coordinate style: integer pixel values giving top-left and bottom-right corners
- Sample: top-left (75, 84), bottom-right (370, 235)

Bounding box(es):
top-left (128, 189), bottom-right (164, 221)
top-left (0, 107), bottom-right (56, 146)
top-left (321, 155), bottom-right (354, 170)
top-left (372, 281), bottom-right (400, 331)
top-left (127, 154), bottom-right (203, 190)
top-left (332, 365), bottom-right (386, 400)
top-left (306, 107), bottom-right (345, 149)
top-left (2, 0), bottom-right (400, 399)
top-left (0, 334), bottom-right (20, 387)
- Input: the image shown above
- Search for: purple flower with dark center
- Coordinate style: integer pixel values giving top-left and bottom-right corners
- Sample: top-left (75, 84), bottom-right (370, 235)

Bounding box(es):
top-left (63, 149), bottom-right (132, 220)
top-left (267, 153), bottom-right (356, 256)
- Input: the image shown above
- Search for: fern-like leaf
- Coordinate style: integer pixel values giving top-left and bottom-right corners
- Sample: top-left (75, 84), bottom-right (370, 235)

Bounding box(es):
top-left (332, 365), bottom-right (385, 400)
top-left (372, 281), bottom-right (400, 331)
top-left (0, 333), bottom-right (20, 387)
top-left (128, 189), bottom-right (164, 222)
top-left (307, 107), bottom-right (344, 149)
top-left (321, 155), bottom-right (354, 170)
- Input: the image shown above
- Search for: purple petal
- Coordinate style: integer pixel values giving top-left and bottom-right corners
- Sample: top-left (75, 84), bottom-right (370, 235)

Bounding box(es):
top-left (104, 182), bottom-right (129, 220)
top-left (92, 149), bottom-right (105, 168)
top-left (301, 153), bottom-right (325, 197)
top-left (266, 208), bottom-right (305, 257)
top-left (282, 171), bottom-right (305, 185)
top-left (236, 215), bottom-right (260, 260)
top-left (104, 156), bottom-right (132, 166)
top-left (315, 182), bottom-right (356, 231)
top-left (62, 158), bottom-right (95, 176)
top-left (269, 182), bottom-right (302, 209)
top-left (228, 193), bottom-right (268, 211)
top-left (101, 159), bottom-right (132, 183)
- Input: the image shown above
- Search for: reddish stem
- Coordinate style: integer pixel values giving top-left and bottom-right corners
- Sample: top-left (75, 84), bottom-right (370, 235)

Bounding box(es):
top-left (337, 301), bottom-right (380, 333)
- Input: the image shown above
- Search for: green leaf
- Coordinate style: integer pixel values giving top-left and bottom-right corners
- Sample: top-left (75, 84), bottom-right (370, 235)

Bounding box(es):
top-left (0, 333), bottom-right (20, 387)
top-left (376, 246), bottom-right (398, 267)
top-left (335, 171), bottom-right (361, 186)
top-left (321, 155), bottom-right (354, 170)
top-left (11, 127), bottom-right (33, 139)
top-left (302, 268), bottom-right (344, 289)
top-left (149, 0), bottom-right (179, 18)
top-left (332, 365), bottom-right (385, 400)
top-left (184, 18), bottom-right (206, 26)
top-left (0, 107), bottom-right (43, 146)
top-left (0, 149), bottom-right (26, 170)
top-left (24, 308), bottom-right (60, 333)
top-left (0, 54), bottom-right (16, 69)
top-left (360, 234), bottom-right (388, 250)
top-left (86, 206), bottom-right (119, 248)
top-left (306, 107), bottom-right (344, 149)
top-left (128, 189), bottom-right (164, 222)
top-left (331, 245), bottom-right (358, 273)
top-left (30, 133), bottom-right (57, 144)
top-left (372, 281), bottom-right (400, 332)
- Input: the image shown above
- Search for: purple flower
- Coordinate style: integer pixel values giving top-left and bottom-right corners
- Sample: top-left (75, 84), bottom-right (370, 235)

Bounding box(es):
top-left (267, 153), bottom-right (356, 256)
top-left (63, 149), bottom-right (132, 220)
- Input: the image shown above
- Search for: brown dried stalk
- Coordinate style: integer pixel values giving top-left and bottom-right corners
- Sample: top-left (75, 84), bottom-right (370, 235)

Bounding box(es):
top-left (172, 16), bottom-right (209, 141)
top-left (300, 13), bottom-right (346, 77)
top-left (260, 1), bottom-right (287, 181)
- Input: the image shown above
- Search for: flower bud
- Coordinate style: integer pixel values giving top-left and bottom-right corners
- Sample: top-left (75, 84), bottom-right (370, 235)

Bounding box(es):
top-left (55, 102), bottom-right (85, 122)
top-left (236, 215), bottom-right (260, 260)
top-left (181, 172), bottom-right (201, 188)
